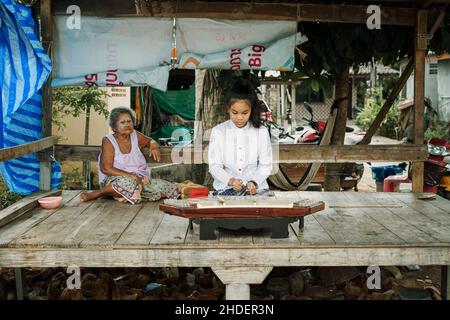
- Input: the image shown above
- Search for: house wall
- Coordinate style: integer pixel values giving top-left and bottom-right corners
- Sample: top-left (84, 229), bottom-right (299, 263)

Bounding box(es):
top-left (262, 83), bottom-right (336, 128)
top-left (53, 87), bottom-right (130, 184)
top-left (405, 61), bottom-right (439, 110)
top-left (426, 62), bottom-right (439, 110)
top-left (293, 98), bottom-right (335, 123)
top-left (52, 87), bottom-right (131, 145)
top-left (405, 59), bottom-right (450, 122)
top-left (437, 60), bottom-right (450, 122)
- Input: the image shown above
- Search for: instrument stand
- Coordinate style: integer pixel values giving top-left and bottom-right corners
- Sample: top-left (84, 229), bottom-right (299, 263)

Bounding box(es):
top-left (190, 217), bottom-right (305, 240)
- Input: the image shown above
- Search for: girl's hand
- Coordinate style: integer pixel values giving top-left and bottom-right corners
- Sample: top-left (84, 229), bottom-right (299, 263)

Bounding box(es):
top-left (246, 181), bottom-right (257, 195)
top-left (228, 177), bottom-right (243, 191)
top-left (150, 141), bottom-right (161, 162)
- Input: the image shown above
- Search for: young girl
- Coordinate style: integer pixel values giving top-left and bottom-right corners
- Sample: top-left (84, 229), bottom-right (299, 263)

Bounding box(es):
top-left (208, 80), bottom-right (273, 195)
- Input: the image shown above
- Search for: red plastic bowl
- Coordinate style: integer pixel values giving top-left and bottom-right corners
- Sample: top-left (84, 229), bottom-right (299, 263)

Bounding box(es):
top-left (38, 196), bottom-right (62, 209)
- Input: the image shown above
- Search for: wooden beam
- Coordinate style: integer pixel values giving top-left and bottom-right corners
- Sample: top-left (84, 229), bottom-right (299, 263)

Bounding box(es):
top-left (0, 190), bottom-right (61, 228)
top-left (52, 1), bottom-right (422, 26)
top-left (40, 0), bottom-right (53, 191)
top-left (412, 9), bottom-right (427, 193)
top-left (0, 137), bottom-right (57, 162)
top-left (428, 10), bottom-right (446, 36)
top-left (360, 58), bottom-right (414, 145)
top-left (2, 246), bottom-right (450, 268)
top-left (46, 144), bottom-right (427, 163)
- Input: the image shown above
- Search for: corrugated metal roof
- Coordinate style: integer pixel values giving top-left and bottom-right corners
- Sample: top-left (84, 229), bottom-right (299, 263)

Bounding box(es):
top-left (426, 52), bottom-right (450, 61)
top-left (350, 64), bottom-right (401, 75)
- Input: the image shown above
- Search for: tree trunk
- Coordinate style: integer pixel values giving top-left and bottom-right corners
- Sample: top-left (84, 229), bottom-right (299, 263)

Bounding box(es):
top-left (194, 70), bottom-right (228, 186)
top-left (324, 67), bottom-right (350, 191)
top-left (82, 105), bottom-right (91, 189)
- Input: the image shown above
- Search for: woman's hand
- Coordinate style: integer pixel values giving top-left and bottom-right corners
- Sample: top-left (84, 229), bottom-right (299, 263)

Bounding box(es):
top-left (129, 173), bottom-right (143, 186)
top-left (150, 141), bottom-right (161, 162)
top-left (228, 177), bottom-right (243, 192)
top-left (246, 181), bottom-right (257, 195)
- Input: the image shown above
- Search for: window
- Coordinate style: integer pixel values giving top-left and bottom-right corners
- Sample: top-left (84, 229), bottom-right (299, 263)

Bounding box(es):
top-left (429, 63), bottom-right (438, 75)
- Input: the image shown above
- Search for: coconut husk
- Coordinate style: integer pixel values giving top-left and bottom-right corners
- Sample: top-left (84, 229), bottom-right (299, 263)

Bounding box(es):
top-left (288, 271), bottom-right (305, 296)
top-left (383, 266), bottom-right (403, 280)
top-left (81, 272), bottom-right (112, 300)
top-left (344, 281), bottom-right (366, 300)
top-left (111, 284), bottom-right (142, 300)
top-left (46, 271), bottom-right (66, 300)
top-left (266, 277), bottom-right (290, 298)
top-left (197, 274), bottom-right (214, 288)
top-left (424, 285), bottom-right (442, 300)
top-left (303, 285), bottom-right (338, 299)
top-left (317, 267), bottom-right (361, 287)
top-left (118, 273), bottom-right (150, 289)
top-left (59, 288), bottom-right (85, 300)
top-left (366, 290), bottom-right (395, 300)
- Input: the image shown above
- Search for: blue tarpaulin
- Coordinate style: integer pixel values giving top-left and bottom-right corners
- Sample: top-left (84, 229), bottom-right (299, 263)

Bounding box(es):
top-left (0, 0), bottom-right (61, 195)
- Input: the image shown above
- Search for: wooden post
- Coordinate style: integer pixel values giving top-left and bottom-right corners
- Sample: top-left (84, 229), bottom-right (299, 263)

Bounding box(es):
top-left (442, 266), bottom-right (450, 300)
top-left (212, 266), bottom-right (272, 300)
top-left (324, 67), bottom-right (349, 191)
top-left (14, 268), bottom-right (26, 300)
top-left (39, 0), bottom-right (53, 191)
top-left (281, 84), bottom-right (286, 128)
top-left (412, 10), bottom-right (427, 193)
top-left (291, 84), bottom-right (297, 134)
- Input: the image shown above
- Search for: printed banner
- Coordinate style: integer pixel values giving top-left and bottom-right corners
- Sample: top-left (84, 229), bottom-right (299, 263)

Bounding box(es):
top-left (179, 32), bottom-right (308, 71)
top-left (53, 17), bottom-right (300, 83)
top-left (52, 66), bottom-right (170, 91)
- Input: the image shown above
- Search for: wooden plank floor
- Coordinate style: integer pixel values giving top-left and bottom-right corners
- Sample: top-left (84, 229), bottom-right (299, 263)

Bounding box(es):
top-left (1, 190), bottom-right (450, 268)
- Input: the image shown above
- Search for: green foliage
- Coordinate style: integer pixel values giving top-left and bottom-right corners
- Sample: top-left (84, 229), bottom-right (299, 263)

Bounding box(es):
top-left (217, 70), bottom-right (261, 101)
top-left (52, 86), bottom-right (110, 119)
top-left (381, 74), bottom-right (400, 100)
top-left (355, 87), bottom-right (399, 139)
top-left (424, 114), bottom-right (450, 142)
top-left (289, 10), bottom-right (450, 95)
top-left (52, 86), bottom-right (110, 190)
top-left (290, 22), bottom-right (415, 94)
top-left (355, 81), bottom-right (369, 115)
top-left (59, 165), bottom-right (85, 190)
top-left (0, 177), bottom-right (22, 210)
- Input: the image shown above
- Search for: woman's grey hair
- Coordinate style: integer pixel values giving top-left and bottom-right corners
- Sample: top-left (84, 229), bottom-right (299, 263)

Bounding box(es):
top-left (109, 107), bottom-right (136, 129)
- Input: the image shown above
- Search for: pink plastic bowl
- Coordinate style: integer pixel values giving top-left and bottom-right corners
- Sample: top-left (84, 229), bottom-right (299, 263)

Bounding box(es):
top-left (38, 196), bottom-right (62, 209)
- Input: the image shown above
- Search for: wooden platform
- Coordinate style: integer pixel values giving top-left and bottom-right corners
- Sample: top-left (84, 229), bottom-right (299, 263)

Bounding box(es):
top-left (1, 190), bottom-right (450, 266)
top-left (1, 190), bottom-right (449, 299)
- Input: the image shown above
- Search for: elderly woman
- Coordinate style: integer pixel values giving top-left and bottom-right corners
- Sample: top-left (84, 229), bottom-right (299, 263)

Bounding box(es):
top-left (80, 107), bottom-right (179, 204)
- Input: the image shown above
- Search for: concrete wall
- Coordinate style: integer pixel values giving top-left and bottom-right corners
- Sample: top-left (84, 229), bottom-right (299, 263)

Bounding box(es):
top-left (405, 61), bottom-right (440, 111)
top-left (52, 87), bottom-right (131, 145)
top-left (437, 60), bottom-right (450, 122)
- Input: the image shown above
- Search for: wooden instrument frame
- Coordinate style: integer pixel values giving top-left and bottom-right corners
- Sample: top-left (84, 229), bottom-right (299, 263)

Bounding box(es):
top-left (159, 201), bottom-right (325, 219)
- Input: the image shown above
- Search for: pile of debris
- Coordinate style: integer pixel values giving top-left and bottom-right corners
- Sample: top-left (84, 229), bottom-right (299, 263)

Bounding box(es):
top-left (252, 266), bottom-right (442, 300)
top-left (0, 267), bottom-right (224, 300)
top-left (0, 266), bottom-right (442, 300)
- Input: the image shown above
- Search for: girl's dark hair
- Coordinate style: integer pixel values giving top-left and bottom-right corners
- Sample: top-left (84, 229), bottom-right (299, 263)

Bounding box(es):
top-left (227, 79), bottom-right (260, 128)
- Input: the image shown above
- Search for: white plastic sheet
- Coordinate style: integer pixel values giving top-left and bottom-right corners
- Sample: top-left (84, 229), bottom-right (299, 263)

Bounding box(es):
top-left (53, 17), bottom-right (303, 89)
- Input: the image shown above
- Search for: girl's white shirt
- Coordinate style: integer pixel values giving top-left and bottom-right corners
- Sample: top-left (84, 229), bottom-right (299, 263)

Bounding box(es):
top-left (208, 119), bottom-right (273, 191)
